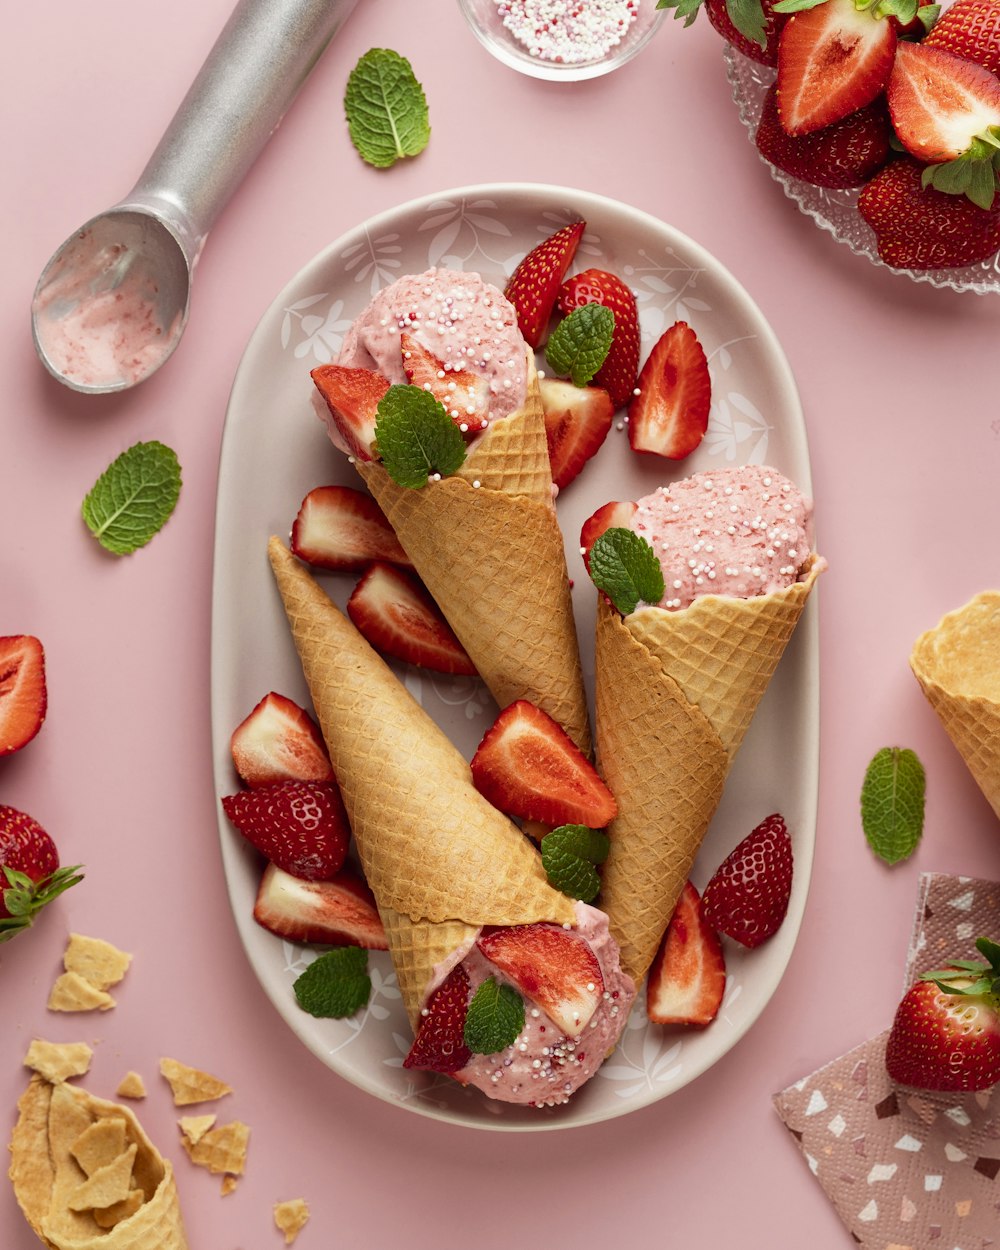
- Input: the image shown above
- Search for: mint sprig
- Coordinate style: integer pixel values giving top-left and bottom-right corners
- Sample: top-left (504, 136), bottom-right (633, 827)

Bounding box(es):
top-left (81, 440), bottom-right (182, 555)
top-left (588, 527), bottom-right (665, 615)
top-left (860, 746), bottom-right (926, 865)
top-left (293, 947), bottom-right (371, 1018)
top-left (374, 384), bottom-right (467, 488)
top-left (463, 977), bottom-right (524, 1054)
top-left (544, 303), bottom-right (615, 387)
top-left (344, 49), bottom-right (430, 169)
top-left (541, 825), bottom-right (610, 903)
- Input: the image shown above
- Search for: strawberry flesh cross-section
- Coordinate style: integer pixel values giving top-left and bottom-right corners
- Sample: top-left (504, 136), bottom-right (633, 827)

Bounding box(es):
top-left (646, 881), bottom-right (726, 1026)
top-left (291, 485), bottom-right (413, 572)
top-left (400, 332), bottom-right (490, 432)
top-left (310, 364), bottom-right (390, 461)
top-left (253, 862), bottom-right (387, 948)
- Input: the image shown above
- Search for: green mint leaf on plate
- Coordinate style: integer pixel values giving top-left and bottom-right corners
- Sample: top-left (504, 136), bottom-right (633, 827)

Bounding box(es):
top-left (344, 48), bottom-right (430, 169)
top-left (375, 384), bottom-right (466, 488)
top-left (541, 825), bottom-right (610, 903)
top-left (293, 947), bottom-right (371, 1018)
top-left (463, 976), bottom-right (524, 1054)
top-left (81, 440), bottom-right (181, 555)
top-left (860, 746), bottom-right (926, 865)
top-left (544, 303), bottom-right (615, 387)
top-left (588, 527), bottom-right (665, 615)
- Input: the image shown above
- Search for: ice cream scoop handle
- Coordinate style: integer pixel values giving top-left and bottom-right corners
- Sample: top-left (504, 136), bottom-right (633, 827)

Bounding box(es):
top-left (129, 0), bottom-right (358, 246)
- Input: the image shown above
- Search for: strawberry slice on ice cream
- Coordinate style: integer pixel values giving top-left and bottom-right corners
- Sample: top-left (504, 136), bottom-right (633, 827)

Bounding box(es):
top-left (231, 692), bottom-right (334, 788)
top-left (504, 221), bottom-right (585, 348)
top-left (579, 500), bottom-right (638, 574)
top-left (0, 635), bottom-right (47, 756)
top-left (310, 364), bottom-right (389, 461)
top-left (253, 862), bottom-right (387, 948)
top-left (539, 378), bottom-right (614, 490)
top-left (291, 485), bottom-right (412, 572)
top-left (400, 332), bottom-right (490, 431)
top-left (647, 881), bottom-right (726, 1026)
top-left (627, 321), bottom-right (711, 460)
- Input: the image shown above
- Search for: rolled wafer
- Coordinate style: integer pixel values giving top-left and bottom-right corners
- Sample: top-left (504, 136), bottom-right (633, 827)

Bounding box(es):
top-left (9, 1075), bottom-right (188, 1250)
top-left (910, 590), bottom-right (1000, 820)
top-left (268, 537), bottom-right (575, 1029)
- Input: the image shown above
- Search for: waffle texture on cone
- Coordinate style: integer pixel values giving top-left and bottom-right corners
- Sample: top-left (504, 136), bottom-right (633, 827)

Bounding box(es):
top-left (353, 357), bottom-right (590, 755)
top-left (9, 1076), bottom-right (189, 1250)
top-left (594, 555), bottom-right (823, 985)
top-left (911, 591), bottom-right (1000, 820)
top-left (268, 538), bottom-right (576, 1024)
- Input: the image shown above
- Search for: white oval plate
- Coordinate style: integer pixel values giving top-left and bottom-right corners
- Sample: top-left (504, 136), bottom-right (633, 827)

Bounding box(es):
top-left (210, 183), bottom-right (820, 1131)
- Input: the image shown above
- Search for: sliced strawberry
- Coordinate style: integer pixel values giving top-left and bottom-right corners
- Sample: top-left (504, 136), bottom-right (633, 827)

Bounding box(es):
top-left (470, 700), bottom-right (617, 828)
top-left (0, 636), bottom-right (47, 756)
top-left (403, 963), bottom-right (473, 1074)
top-left (539, 378), bottom-right (614, 490)
top-left (477, 923), bottom-right (604, 1038)
top-left (776, 0), bottom-right (896, 136)
top-left (231, 692), bottom-right (334, 788)
top-left (253, 861), bottom-right (387, 948)
top-left (702, 813), bottom-right (793, 948)
top-left (221, 780), bottom-right (350, 881)
top-left (347, 563), bottom-right (477, 675)
top-left (310, 364), bottom-right (390, 462)
top-left (400, 332), bottom-right (490, 432)
top-left (647, 881), bottom-right (726, 1026)
top-left (926, 0), bottom-right (1000, 76)
top-left (291, 485), bottom-right (412, 572)
top-left (627, 322), bottom-right (711, 461)
top-left (579, 500), bottom-right (638, 574)
top-left (503, 221), bottom-right (585, 348)
top-left (556, 268), bottom-right (641, 409)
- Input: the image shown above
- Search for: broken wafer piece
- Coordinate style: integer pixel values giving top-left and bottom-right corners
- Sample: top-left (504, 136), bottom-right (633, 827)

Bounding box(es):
top-left (159, 1057), bottom-right (232, 1106)
top-left (47, 970), bottom-right (116, 1012)
top-left (63, 933), bottom-right (132, 991)
top-left (178, 1114), bottom-right (217, 1145)
top-left (274, 1198), bottom-right (310, 1244)
top-left (67, 1142), bottom-right (137, 1211)
top-left (221, 1175), bottom-right (239, 1196)
top-left (116, 1070), bottom-right (146, 1099)
top-left (71, 1117), bottom-right (128, 1175)
top-left (23, 1038), bottom-right (93, 1083)
top-left (180, 1120), bottom-right (250, 1176)
top-left (93, 1188), bottom-right (145, 1229)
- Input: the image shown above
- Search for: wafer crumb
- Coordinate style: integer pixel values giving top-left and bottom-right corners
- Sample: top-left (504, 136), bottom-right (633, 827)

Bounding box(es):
top-left (159, 1056), bottom-right (232, 1106)
top-left (178, 1113), bottom-right (217, 1145)
top-left (23, 1038), bottom-right (93, 1083)
top-left (115, 1070), bottom-right (146, 1099)
top-left (181, 1120), bottom-right (250, 1176)
top-left (274, 1198), bottom-right (310, 1244)
top-left (221, 1174), bottom-right (240, 1196)
top-left (63, 933), bottom-right (132, 991)
top-left (47, 971), bottom-right (115, 1013)
top-left (71, 1117), bottom-right (128, 1175)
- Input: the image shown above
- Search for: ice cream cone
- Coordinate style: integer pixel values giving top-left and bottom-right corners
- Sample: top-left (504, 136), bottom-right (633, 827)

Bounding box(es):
top-left (9, 1076), bottom-right (189, 1250)
top-left (595, 555), bottom-right (824, 985)
top-left (268, 537), bottom-right (576, 1028)
top-left (910, 591), bottom-right (1000, 821)
top-left (353, 354), bottom-right (591, 755)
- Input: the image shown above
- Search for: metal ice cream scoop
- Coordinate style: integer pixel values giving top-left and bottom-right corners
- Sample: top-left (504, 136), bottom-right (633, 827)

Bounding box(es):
top-left (31, 0), bottom-right (359, 395)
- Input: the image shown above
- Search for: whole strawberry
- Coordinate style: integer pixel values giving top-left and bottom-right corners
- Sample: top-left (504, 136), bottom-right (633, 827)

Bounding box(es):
top-left (925, 0), bottom-right (1000, 76)
top-left (705, 0), bottom-right (786, 65)
top-left (221, 780), bottom-right (350, 881)
top-left (0, 805), bottom-right (83, 942)
top-left (701, 813), bottom-right (793, 948)
top-left (755, 84), bottom-right (891, 189)
top-left (886, 937), bottom-right (1000, 1092)
top-left (557, 269), bottom-right (641, 410)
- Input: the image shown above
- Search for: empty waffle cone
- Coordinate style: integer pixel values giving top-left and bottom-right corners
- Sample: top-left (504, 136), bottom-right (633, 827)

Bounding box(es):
top-left (595, 555), bottom-right (824, 985)
top-left (9, 1076), bottom-right (189, 1250)
top-left (353, 354), bottom-right (591, 755)
top-left (268, 537), bottom-right (575, 1028)
top-left (910, 591), bottom-right (1000, 820)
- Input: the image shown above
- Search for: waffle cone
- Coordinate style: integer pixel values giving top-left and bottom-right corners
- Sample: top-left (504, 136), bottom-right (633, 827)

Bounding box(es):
top-left (595, 556), bottom-right (824, 984)
top-left (268, 538), bottom-right (575, 1027)
top-left (353, 356), bottom-right (590, 755)
top-left (9, 1076), bottom-right (188, 1250)
top-left (910, 591), bottom-right (1000, 820)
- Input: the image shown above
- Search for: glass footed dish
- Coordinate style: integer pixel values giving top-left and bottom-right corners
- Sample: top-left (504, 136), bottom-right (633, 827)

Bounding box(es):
top-left (724, 45), bottom-right (1000, 295)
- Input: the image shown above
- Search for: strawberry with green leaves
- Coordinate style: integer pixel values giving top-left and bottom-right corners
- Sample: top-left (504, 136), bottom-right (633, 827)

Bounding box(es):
top-left (659, 0), bottom-right (788, 65)
top-left (886, 937), bottom-right (1000, 1092)
top-left (0, 805), bottom-right (82, 942)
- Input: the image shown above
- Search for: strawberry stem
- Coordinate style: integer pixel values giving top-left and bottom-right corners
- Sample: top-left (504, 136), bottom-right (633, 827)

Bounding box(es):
top-left (0, 864), bottom-right (84, 942)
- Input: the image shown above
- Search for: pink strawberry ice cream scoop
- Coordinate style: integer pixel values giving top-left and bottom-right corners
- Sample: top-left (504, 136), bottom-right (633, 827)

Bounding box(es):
top-left (339, 267), bottom-right (529, 421)
top-left (630, 465), bottom-right (816, 610)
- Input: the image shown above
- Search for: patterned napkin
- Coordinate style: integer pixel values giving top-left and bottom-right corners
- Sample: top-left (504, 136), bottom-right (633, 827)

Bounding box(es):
top-left (773, 873), bottom-right (1000, 1248)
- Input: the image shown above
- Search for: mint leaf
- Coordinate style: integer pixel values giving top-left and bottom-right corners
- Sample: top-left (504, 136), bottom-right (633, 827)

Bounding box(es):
top-left (293, 947), bottom-right (371, 1018)
top-left (544, 303), bottom-right (615, 387)
top-left (860, 747), bottom-right (926, 865)
top-left (541, 825), bottom-right (610, 903)
top-left (463, 977), bottom-right (524, 1054)
top-left (344, 49), bottom-right (430, 169)
top-left (374, 384), bottom-right (466, 488)
top-left (589, 527), bottom-right (665, 615)
top-left (81, 440), bottom-right (181, 555)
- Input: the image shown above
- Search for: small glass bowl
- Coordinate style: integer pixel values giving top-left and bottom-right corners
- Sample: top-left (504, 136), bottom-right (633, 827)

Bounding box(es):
top-left (457, 0), bottom-right (667, 81)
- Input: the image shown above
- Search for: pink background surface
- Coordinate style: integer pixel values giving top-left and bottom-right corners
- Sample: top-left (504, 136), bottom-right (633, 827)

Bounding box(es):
top-left (3, 2), bottom-right (999, 1247)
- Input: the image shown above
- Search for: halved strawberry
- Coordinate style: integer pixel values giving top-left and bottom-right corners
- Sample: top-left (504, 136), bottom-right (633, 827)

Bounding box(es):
top-left (400, 332), bottom-right (490, 432)
top-left (310, 364), bottom-right (390, 461)
top-left (291, 485), bottom-right (412, 572)
top-left (347, 562), bottom-right (477, 675)
top-left (647, 881), bottom-right (726, 1026)
top-left (0, 636), bottom-right (47, 756)
top-left (539, 378), bottom-right (614, 490)
top-left (230, 692), bottom-right (334, 788)
top-left (253, 861), bottom-right (387, 948)
top-left (470, 700), bottom-right (616, 828)
top-left (556, 268), bottom-right (641, 409)
top-left (627, 322), bottom-right (711, 460)
top-left (504, 221), bottom-right (586, 348)
top-left (403, 964), bottom-right (473, 1074)
top-left (579, 501), bottom-right (638, 574)
top-left (221, 780), bottom-right (350, 881)
top-left (776, 0), bottom-right (897, 136)
top-left (926, 0), bottom-right (1000, 76)
top-left (477, 923), bottom-right (604, 1038)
